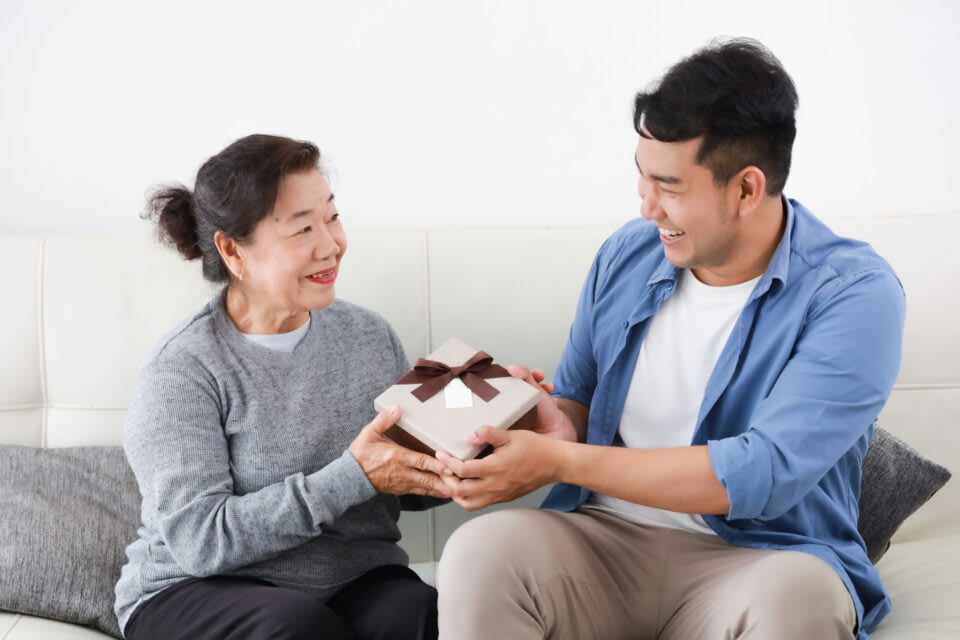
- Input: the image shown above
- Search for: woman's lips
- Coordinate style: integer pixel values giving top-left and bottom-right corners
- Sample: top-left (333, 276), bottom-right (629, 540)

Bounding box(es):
top-left (306, 268), bottom-right (336, 284)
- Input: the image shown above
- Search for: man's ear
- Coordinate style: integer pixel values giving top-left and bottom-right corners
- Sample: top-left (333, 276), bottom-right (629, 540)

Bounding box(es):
top-left (733, 166), bottom-right (767, 217)
top-left (214, 231), bottom-right (243, 281)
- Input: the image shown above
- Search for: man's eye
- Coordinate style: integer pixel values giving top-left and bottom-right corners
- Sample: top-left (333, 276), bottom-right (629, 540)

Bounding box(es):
top-left (299, 226), bottom-right (312, 234)
top-left (329, 212), bottom-right (340, 222)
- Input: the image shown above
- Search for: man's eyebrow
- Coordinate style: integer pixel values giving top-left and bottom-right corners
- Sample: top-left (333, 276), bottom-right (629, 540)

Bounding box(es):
top-left (284, 193), bottom-right (336, 222)
top-left (635, 157), bottom-right (682, 185)
top-left (651, 173), bottom-right (681, 185)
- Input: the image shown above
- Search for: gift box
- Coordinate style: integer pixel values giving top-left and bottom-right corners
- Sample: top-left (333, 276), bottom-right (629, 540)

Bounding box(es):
top-left (374, 337), bottom-right (541, 460)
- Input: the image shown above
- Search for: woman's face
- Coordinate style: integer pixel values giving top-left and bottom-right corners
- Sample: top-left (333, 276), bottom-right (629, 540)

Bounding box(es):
top-left (233, 169), bottom-right (346, 322)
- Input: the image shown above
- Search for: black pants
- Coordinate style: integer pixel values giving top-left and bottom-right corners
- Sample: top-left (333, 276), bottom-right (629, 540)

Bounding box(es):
top-left (123, 565), bottom-right (438, 640)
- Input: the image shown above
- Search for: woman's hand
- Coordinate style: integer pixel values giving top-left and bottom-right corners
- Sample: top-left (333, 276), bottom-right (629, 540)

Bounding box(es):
top-left (349, 406), bottom-right (455, 498)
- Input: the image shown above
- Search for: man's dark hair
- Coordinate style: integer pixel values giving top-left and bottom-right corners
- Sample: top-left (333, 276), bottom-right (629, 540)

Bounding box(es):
top-left (634, 38), bottom-right (798, 195)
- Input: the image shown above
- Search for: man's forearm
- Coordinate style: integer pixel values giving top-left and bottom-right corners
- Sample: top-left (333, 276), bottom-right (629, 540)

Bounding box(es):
top-left (556, 398), bottom-right (590, 443)
top-left (551, 440), bottom-right (731, 515)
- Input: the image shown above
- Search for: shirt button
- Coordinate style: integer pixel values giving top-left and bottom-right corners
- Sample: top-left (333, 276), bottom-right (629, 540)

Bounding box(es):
top-left (622, 320), bottom-right (629, 328)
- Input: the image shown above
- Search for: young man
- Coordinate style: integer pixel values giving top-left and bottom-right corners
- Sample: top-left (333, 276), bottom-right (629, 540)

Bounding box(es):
top-left (435, 39), bottom-right (904, 639)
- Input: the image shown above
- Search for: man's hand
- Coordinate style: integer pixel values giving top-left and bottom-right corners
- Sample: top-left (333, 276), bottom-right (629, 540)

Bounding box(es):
top-left (506, 365), bottom-right (578, 443)
top-left (349, 406), bottom-right (456, 498)
top-left (436, 426), bottom-right (564, 511)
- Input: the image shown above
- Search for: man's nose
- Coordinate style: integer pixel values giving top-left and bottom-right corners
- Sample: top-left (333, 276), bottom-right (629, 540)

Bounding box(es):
top-left (639, 191), bottom-right (663, 221)
top-left (637, 179), bottom-right (661, 220)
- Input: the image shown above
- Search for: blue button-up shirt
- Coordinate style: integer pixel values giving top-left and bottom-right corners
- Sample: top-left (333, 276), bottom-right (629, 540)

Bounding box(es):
top-left (546, 198), bottom-right (905, 636)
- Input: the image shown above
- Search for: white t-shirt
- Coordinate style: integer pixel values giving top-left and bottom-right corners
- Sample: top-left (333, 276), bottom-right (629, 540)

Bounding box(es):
top-left (586, 268), bottom-right (760, 534)
top-left (241, 315), bottom-right (311, 353)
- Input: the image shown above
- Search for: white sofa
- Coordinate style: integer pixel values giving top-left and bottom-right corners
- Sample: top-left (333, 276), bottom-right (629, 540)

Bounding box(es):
top-left (1, 213), bottom-right (958, 638)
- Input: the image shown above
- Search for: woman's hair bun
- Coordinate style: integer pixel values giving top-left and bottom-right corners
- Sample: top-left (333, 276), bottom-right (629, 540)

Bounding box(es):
top-left (144, 185), bottom-right (202, 261)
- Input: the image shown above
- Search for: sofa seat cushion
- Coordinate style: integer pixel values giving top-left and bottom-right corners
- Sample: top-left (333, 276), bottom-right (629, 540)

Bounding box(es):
top-left (0, 613), bottom-right (113, 639)
top-left (871, 534), bottom-right (960, 638)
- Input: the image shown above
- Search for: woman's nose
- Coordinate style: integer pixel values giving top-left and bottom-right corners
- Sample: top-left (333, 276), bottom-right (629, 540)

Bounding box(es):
top-left (314, 226), bottom-right (341, 259)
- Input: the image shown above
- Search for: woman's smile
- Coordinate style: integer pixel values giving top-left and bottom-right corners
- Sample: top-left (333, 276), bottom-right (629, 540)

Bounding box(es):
top-left (306, 267), bottom-right (337, 284)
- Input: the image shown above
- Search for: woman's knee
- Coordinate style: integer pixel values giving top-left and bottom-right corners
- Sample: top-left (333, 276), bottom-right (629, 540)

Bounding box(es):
top-left (328, 567), bottom-right (438, 640)
top-left (388, 578), bottom-right (438, 615)
top-left (363, 580), bottom-right (438, 640)
top-left (244, 590), bottom-right (351, 639)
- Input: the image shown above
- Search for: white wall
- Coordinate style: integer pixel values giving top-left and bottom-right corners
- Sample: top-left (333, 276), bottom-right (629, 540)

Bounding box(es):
top-left (1, 0), bottom-right (958, 234)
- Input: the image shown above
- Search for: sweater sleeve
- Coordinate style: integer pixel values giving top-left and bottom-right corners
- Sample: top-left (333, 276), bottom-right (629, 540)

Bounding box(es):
top-left (123, 359), bottom-right (377, 578)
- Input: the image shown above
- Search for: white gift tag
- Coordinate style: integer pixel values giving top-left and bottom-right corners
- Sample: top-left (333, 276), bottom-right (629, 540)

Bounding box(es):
top-left (443, 377), bottom-right (474, 409)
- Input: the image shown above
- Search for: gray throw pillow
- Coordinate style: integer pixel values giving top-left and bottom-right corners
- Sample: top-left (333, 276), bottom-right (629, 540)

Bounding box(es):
top-left (0, 446), bottom-right (140, 638)
top-left (857, 426), bottom-right (951, 564)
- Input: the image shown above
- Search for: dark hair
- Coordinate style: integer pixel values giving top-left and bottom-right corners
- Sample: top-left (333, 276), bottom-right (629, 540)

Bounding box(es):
top-left (145, 134), bottom-right (322, 282)
top-left (633, 38), bottom-right (798, 195)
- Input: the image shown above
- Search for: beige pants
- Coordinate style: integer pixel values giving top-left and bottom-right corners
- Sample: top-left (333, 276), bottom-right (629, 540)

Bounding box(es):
top-left (437, 507), bottom-right (856, 640)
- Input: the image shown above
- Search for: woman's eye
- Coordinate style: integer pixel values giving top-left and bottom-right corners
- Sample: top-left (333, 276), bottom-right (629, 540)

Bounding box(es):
top-left (329, 212), bottom-right (340, 222)
top-left (299, 226), bottom-right (312, 234)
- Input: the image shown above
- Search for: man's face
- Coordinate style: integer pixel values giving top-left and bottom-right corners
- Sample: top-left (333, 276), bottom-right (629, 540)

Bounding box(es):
top-left (635, 132), bottom-right (742, 284)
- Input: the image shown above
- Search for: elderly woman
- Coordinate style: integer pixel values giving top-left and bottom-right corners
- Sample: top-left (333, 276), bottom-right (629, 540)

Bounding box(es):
top-left (114, 134), bottom-right (450, 640)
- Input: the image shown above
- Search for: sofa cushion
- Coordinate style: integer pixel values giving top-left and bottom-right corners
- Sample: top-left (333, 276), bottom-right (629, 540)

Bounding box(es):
top-left (869, 534), bottom-right (960, 638)
top-left (0, 446), bottom-right (140, 639)
top-left (858, 427), bottom-right (951, 563)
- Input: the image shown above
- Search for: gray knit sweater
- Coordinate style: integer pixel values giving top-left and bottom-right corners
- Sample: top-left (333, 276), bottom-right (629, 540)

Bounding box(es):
top-left (114, 290), bottom-right (415, 633)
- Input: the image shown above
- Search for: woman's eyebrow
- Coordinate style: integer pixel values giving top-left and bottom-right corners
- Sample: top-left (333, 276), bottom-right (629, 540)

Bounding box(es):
top-left (280, 194), bottom-right (336, 223)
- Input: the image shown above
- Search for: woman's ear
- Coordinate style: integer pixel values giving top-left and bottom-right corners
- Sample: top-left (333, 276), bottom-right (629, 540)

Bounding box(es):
top-left (214, 231), bottom-right (243, 281)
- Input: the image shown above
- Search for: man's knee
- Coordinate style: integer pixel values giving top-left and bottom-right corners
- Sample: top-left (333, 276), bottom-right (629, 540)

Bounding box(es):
top-left (437, 507), bottom-right (576, 621)
top-left (438, 509), bottom-right (568, 638)
top-left (733, 551), bottom-right (857, 637)
top-left (438, 508), bottom-right (550, 592)
top-left (743, 552), bottom-right (850, 608)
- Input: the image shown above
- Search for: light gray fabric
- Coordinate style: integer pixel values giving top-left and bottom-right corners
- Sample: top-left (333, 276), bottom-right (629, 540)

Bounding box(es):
top-left (858, 426), bottom-right (951, 563)
top-left (0, 446), bottom-right (139, 638)
top-left (115, 289), bottom-right (412, 634)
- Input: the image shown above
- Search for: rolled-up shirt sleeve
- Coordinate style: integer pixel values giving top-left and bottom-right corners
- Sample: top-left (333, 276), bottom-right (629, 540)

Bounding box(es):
top-left (708, 268), bottom-right (905, 521)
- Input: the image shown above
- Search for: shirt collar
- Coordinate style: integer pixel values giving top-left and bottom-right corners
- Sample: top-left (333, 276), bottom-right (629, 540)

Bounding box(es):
top-left (750, 195), bottom-right (794, 300)
top-left (646, 253), bottom-right (680, 286)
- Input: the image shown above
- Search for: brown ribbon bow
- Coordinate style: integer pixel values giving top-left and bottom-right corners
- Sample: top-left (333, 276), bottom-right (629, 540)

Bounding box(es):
top-left (396, 351), bottom-right (510, 403)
